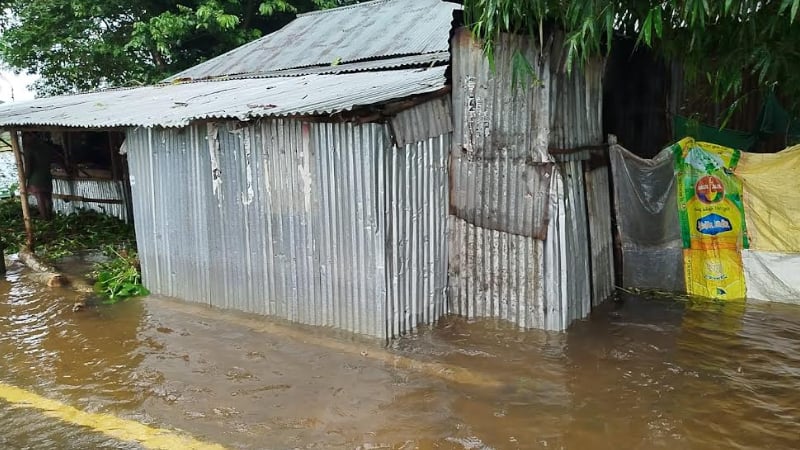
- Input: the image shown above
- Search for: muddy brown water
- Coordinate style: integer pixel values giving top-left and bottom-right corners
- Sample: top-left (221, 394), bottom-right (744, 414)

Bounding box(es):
top-left (1, 256), bottom-right (799, 449)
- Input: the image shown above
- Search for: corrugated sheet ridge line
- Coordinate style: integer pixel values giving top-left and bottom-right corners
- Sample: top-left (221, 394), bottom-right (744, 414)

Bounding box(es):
top-left (562, 160), bottom-right (591, 323)
top-left (542, 166), bottom-right (566, 330)
top-left (212, 53), bottom-right (450, 80)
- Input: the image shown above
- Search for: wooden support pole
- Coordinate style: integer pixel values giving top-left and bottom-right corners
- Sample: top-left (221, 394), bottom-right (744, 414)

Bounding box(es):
top-left (9, 129), bottom-right (34, 252)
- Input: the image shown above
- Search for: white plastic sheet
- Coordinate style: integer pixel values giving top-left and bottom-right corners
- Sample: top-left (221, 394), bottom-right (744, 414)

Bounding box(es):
top-left (742, 250), bottom-right (800, 305)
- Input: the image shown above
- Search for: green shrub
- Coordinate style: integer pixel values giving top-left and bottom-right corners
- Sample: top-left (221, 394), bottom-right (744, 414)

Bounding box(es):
top-left (0, 199), bottom-right (135, 259)
top-left (91, 246), bottom-right (149, 303)
top-left (1, 199), bottom-right (148, 303)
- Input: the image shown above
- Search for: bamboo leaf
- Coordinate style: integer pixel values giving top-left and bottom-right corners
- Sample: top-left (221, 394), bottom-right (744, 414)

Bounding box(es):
top-left (637, 9), bottom-right (653, 46)
top-left (793, 0), bottom-right (800, 23)
top-left (654, 7), bottom-right (663, 39)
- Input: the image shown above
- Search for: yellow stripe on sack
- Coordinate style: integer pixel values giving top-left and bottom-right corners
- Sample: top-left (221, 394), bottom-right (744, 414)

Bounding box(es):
top-left (0, 382), bottom-right (226, 450)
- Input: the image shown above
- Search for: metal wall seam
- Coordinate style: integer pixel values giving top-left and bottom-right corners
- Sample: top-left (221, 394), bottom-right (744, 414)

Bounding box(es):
top-left (542, 167), bottom-right (567, 331)
top-left (585, 166), bottom-right (615, 305)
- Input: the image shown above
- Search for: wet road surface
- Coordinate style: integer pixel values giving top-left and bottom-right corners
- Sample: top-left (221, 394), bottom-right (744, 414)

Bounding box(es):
top-left (1, 256), bottom-right (799, 449)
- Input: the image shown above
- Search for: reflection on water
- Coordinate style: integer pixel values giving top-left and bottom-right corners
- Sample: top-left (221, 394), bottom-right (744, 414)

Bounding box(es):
top-left (1, 256), bottom-right (799, 449)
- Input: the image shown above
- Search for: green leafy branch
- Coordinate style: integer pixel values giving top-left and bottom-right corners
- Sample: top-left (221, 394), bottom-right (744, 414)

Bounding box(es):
top-left (91, 245), bottom-right (149, 303)
top-left (464, 0), bottom-right (800, 114)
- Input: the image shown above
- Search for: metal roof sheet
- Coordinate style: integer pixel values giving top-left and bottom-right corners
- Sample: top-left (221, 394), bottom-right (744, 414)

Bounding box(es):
top-left (0, 67), bottom-right (446, 129)
top-left (166, 0), bottom-right (459, 81)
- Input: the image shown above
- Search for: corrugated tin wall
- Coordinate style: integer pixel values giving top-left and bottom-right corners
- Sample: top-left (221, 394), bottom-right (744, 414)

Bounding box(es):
top-left (386, 134), bottom-right (449, 338)
top-left (549, 56), bottom-right (605, 150)
top-left (448, 139), bottom-right (554, 327)
top-left (532, 158), bottom-right (593, 329)
top-left (450, 151), bottom-right (553, 239)
top-left (52, 178), bottom-right (130, 222)
top-left (126, 101), bottom-right (449, 340)
top-left (558, 159), bottom-right (592, 321)
top-left (449, 27), bottom-right (608, 331)
top-left (386, 97), bottom-right (451, 337)
top-left (448, 215), bottom-right (547, 328)
top-left (585, 167), bottom-right (615, 306)
top-left (451, 27), bottom-right (551, 163)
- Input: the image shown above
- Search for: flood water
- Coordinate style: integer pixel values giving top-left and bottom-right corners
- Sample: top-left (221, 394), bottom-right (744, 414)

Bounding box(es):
top-left (1, 255), bottom-right (799, 449)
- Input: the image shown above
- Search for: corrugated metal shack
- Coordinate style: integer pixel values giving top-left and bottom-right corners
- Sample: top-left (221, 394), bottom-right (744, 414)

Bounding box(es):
top-left (0, 0), bottom-right (458, 341)
top-left (0, 0), bottom-right (615, 338)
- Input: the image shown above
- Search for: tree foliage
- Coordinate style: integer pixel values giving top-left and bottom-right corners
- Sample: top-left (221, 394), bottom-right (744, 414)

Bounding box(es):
top-left (0, 0), bottom-right (353, 96)
top-left (465, 0), bottom-right (800, 112)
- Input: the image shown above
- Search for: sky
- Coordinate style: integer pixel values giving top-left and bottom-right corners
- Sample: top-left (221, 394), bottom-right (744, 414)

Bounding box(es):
top-left (0, 70), bottom-right (37, 103)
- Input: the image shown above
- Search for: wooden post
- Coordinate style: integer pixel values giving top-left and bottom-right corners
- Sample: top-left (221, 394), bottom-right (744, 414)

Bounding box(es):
top-left (9, 129), bottom-right (34, 252)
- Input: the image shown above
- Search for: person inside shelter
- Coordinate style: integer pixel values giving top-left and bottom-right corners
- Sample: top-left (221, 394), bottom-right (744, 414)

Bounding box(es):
top-left (21, 132), bottom-right (58, 220)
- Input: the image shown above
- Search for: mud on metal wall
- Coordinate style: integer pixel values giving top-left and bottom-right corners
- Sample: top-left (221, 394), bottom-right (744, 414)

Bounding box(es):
top-left (125, 98), bottom-right (449, 340)
top-left (449, 27), bottom-right (613, 331)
